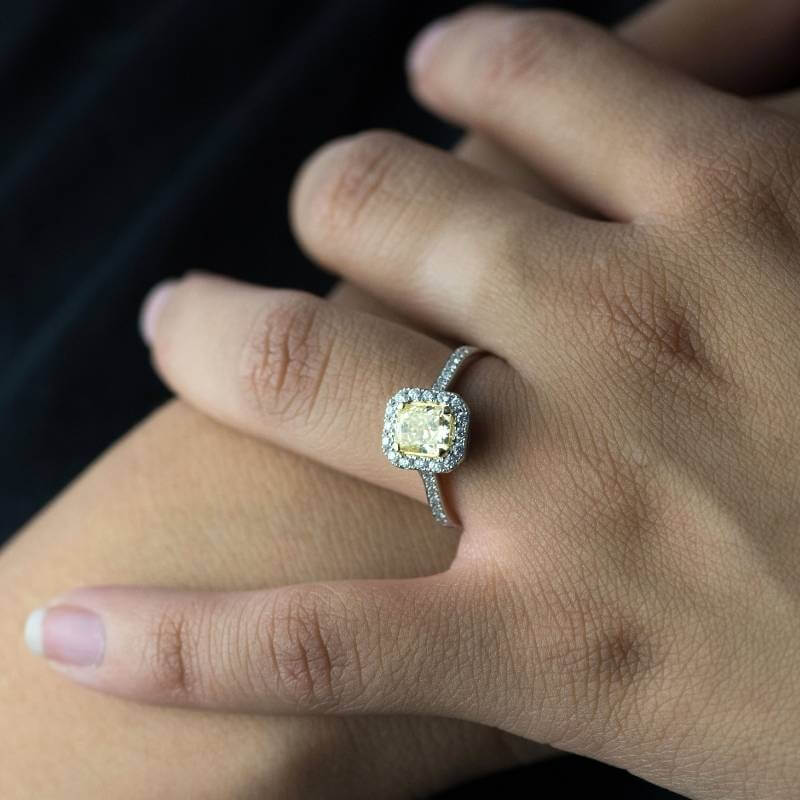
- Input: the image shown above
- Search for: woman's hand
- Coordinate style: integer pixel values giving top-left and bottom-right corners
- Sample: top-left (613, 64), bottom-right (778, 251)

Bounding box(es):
top-left (29, 7), bottom-right (800, 799)
top-left (3, 400), bottom-right (548, 799)
top-left (5, 3), bottom-right (762, 796)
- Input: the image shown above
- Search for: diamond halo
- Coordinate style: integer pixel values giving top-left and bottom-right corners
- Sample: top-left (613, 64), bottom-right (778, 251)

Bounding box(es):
top-left (382, 388), bottom-right (470, 474)
top-left (381, 345), bottom-right (484, 527)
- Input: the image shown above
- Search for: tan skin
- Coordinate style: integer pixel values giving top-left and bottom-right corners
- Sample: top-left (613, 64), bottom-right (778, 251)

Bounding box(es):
top-left (5, 1), bottom-right (800, 797)
top-left (4, 404), bottom-right (543, 799)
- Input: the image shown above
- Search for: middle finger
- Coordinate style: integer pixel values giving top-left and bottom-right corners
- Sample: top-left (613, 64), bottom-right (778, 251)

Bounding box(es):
top-left (290, 129), bottom-right (609, 355)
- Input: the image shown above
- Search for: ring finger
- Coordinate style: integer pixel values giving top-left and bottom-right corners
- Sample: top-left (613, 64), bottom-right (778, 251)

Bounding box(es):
top-left (142, 273), bottom-right (515, 517)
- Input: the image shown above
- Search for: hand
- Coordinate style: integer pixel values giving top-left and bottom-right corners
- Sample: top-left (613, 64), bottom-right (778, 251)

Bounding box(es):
top-left (4, 401), bottom-right (548, 799)
top-left (20, 3), bottom-right (800, 796)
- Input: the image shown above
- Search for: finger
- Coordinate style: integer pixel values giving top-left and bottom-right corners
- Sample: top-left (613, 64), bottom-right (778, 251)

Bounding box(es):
top-left (142, 273), bottom-right (513, 509)
top-left (620, 0), bottom-right (800, 94)
top-left (762, 88), bottom-right (800, 117)
top-left (328, 281), bottom-right (452, 343)
top-left (23, 575), bottom-right (487, 717)
top-left (327, 281), bottom-right (418, 328)
top-left (290, 129), bottom-right (606, 346)
top-left (327, 281), bottom-right (395, 315)
top-left (407, 8), bottom-right (757, 220)
top-left (454, 134), bottom-right (575, 210)
top-left (457, 0), bottom-right (800, 205)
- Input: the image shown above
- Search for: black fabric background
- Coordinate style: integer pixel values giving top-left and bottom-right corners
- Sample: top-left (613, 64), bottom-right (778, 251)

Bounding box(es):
top-left (1, 1), bottom-right (686, 795)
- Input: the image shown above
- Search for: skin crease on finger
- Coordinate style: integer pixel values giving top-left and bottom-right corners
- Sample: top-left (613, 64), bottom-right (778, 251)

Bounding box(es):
top-left (0, 401), bottom-right (548, 799)
top-left (6, 2), bottom-right (800, 799)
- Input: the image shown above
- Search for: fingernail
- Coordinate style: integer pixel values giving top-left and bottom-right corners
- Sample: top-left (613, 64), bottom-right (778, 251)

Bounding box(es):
top-left (408, 18), bottom-right (451, 74)
top-left (139, 280), bottom-right (177, 346)
top-left (24, 605), bottom-right (105, 667)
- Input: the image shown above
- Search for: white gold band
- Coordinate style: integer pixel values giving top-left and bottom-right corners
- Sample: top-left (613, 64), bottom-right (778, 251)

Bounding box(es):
top-left (432, 345), bottom-right (483, 392)
top-left (420, 470), bottom-right (452, 526)
top-left (420, 346), bottom-right (483, 527)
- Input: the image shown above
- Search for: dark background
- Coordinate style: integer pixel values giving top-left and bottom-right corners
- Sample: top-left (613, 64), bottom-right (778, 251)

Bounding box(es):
top-left (1, 0), bottom-right (683, 795)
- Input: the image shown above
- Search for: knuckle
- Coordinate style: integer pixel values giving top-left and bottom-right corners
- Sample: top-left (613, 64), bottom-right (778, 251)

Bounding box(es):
top-left (519, 537), bottom-right (666, 742)
top-left (264, 588), bottom-right (366, 711)
top-left (678, 112), bottom-right (800, 228)
top-left (537, 559), bottom-right (664, 715)
top-left (563, 605), bottom-right (662, 737)
top-left (471, 11), bottom-right (585, 102)
top-left (570, 241), bottom-right (721, 393)
top-left (239, 293), bottom-right (335, 427)
top-left (146, 606), bottom-right (202, 700)
top-left (743, 131), bottom-right (800, 235)
top-left (684, 151), bottom-right (771, 224)
top-left (580, 613), bottom-right (656, 692)
top-left (296, 130), bottom-right (405, 247)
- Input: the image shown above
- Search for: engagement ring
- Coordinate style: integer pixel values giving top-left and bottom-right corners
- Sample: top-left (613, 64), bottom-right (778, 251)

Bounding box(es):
top-left (382, 346), bottom-right (484, 527)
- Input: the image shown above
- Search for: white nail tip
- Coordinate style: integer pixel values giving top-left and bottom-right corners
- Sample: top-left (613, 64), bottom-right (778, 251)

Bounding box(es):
top-left (24, 608), bottom-right (46, 657)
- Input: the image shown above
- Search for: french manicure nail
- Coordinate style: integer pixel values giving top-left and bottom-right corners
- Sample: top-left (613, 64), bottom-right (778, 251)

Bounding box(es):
top-left (24, 605), bottom-right (105, 667)
top-left (139, 280), bottom-right (177, 346)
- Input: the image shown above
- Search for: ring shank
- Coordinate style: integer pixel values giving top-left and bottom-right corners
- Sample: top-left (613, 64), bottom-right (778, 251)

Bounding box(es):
top-left (420, 345), bottom-right (484, 527)
top-left (420, 470), bottom-right (452, 526)
top-left (432, 346), bottom-right (483, 392)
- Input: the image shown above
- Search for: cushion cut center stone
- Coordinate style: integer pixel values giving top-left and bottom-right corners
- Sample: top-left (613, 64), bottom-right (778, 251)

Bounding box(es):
top-left (395, 402), bottom-right (454, 458)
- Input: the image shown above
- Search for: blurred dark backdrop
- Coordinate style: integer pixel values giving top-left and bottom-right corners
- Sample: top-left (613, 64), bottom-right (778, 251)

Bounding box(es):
top-left (1, 0), bottom-right (684, 796)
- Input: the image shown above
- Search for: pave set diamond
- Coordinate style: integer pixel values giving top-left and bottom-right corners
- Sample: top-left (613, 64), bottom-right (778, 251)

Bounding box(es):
top-left (432, 346), bottom-right (473, 391)
top-left (420, 471), bottom-right (448, 525)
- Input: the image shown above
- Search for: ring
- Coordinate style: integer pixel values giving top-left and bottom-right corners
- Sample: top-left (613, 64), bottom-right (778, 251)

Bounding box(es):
top-left (381, 346), bottom-right (485, 527)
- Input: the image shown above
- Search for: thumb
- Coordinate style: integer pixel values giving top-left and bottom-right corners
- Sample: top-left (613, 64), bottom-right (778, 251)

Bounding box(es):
top-left (23, 575), bottom-right (477, 717)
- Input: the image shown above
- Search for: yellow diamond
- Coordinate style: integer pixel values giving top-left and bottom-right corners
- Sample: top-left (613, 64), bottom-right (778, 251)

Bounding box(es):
top-left (394, 402), bottom-right (454, 459)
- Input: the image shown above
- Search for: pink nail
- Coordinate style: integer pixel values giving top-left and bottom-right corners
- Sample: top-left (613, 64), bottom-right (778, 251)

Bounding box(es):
top-left (408, 18), bottom-right (450, 74)
top-left (138, 280), bottom-right (177, 346)
top-left (25, 605), bottom-right (105, 667)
